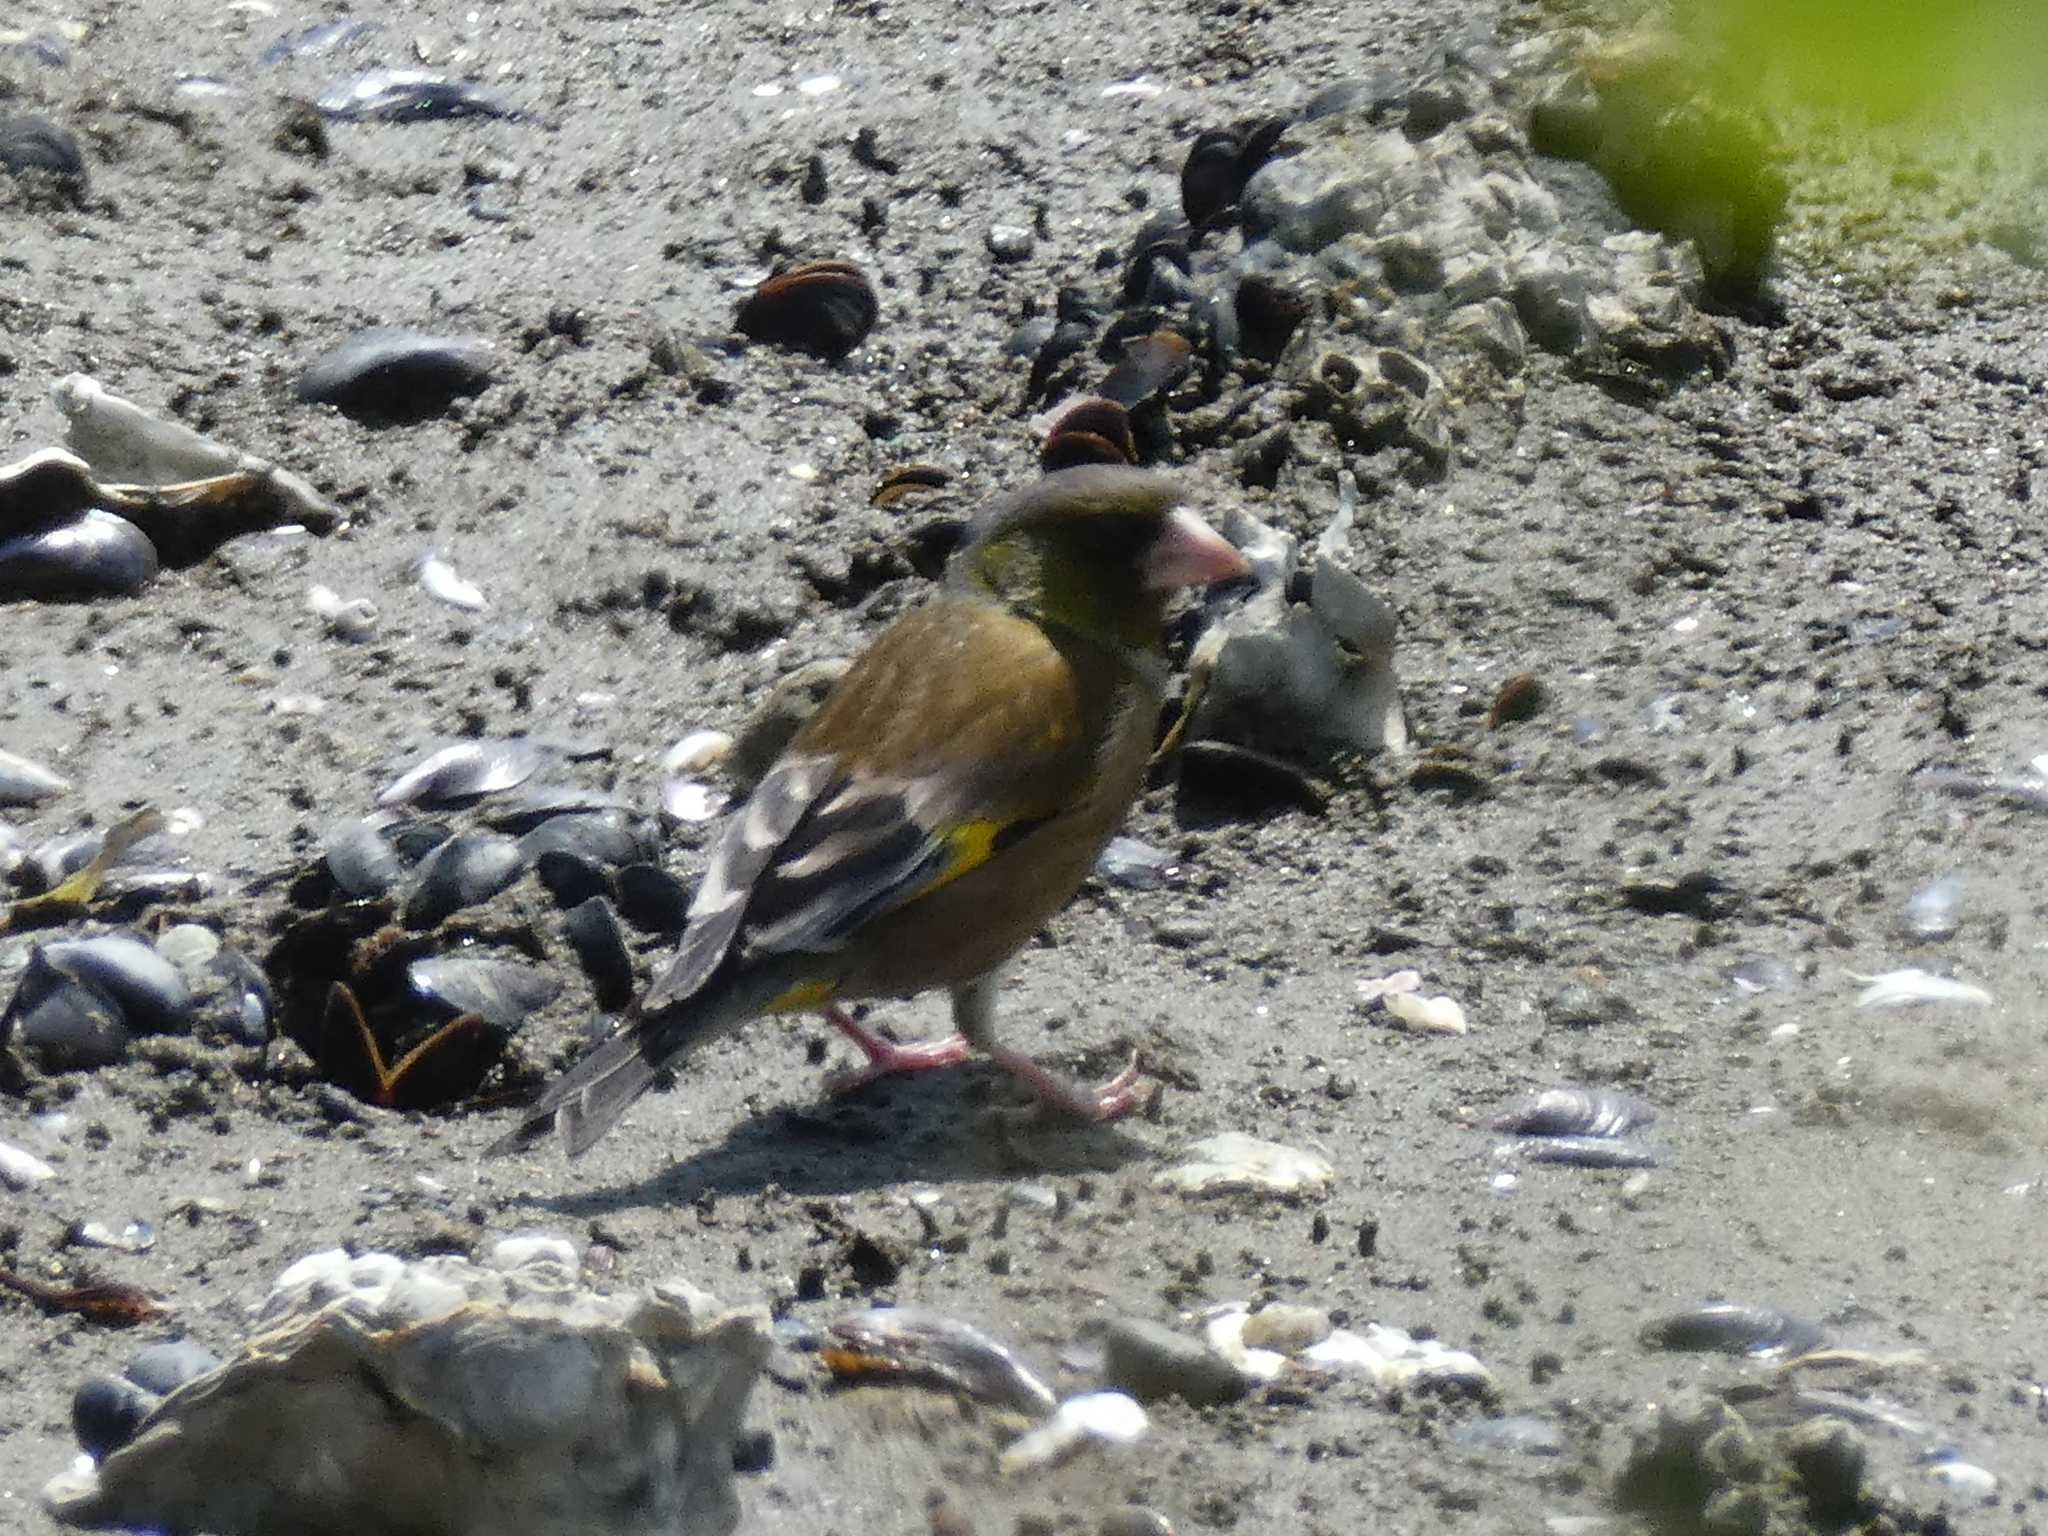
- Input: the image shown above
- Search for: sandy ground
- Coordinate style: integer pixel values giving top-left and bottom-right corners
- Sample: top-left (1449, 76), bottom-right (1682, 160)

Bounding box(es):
top-left (3, 0), bottom-right (2047, 1532)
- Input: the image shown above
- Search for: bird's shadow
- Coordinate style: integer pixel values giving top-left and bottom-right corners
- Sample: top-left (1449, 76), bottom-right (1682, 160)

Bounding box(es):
top-left (505, 1063), bottom-right (1156, 1219)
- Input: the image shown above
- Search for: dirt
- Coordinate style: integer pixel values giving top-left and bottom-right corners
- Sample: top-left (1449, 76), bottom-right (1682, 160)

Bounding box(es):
top-left (3, 0), bottom-right (2047, 1532)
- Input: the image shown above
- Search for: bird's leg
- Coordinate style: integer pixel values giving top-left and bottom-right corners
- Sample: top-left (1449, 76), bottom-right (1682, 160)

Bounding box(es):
top-left (952, 977), bottom-right (1157, 1124)
top-left (822, 1004), bottom-right (970, 1096)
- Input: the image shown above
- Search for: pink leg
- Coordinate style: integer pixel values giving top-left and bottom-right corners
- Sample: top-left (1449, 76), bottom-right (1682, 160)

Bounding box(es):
top-left (982, 1044), bottom-right (1157, 1124)
top-left (823, 1005), bottom-right (971, 1095)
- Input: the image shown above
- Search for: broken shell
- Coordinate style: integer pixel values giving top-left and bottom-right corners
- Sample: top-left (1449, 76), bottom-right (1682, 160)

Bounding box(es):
top-left (1100, 331), bottom-right (1194, 409)
top-left (379, 740), bottom-right (547, 809)
top-left (0, 1138), bottom-right (58, 1188)
top-left (562, 896), bottom-right (634, 1011)
top-left (0, 748), bottom-right (68, 805)
top-left (1040, 397), bottom-right (1138, 472)
top-left (1301, 1323), bottom-right (1493, 1393)
top-left (297, 327), bottom-right (496, 423)
top-left (1491, 1086), bottom-right (1655, 1138)
top-left (824, 1306), bottom-right (1057, 1415)
top-left (998, 1391), bottom-right (1148, 1477)
top-left (735, 260), bottom-right (878, 361)
top-left (663, 729), bottom-right (735, 777)
top-left (1639, 1302), bottom-right (1824, 1360)
top-left (43, 1246), bottom-right (772, 1536)
top-left (1382, 990), bottom-right (1468, 1034)
top-left (418, 551), bottom-right (486, 611)
top-left (307, 584), bottom-right (379, 641)
top-left (401, 830), bottom-right (527, 928)
top-left (660, 778), bottom-right (729, 824)
top-left (0, 508), bottom-right (158, 599)
top-left (315, 69), bottom-right (521, 123)
top-left (407, 955), bottom-right (560, 1031)
top-left (870, 464), bottom-right (950, 508)
top-left (1852, 968), bottom-right (1990, 1008)
top-left (1153, 1132), bottom-right (1333, 1198)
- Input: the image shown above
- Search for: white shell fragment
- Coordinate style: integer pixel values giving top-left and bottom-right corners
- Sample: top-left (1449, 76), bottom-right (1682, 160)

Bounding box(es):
top-left (53, 374), bottom-right (339, 530)
top-left (662, 729), bottom-right (736, 777)
top-left (1852, 970), bottom-right (1993, 1009)
top-left (1355, 968), bottom-right (1422, 1003)
top-left (661, 778), bottom-right (729, 824)
top-left (1153, 1132), bottom-right (1334, 1199)
top-left (307, 584), bottom-right (379, 642)
top-left (0, 1138), bottom-right (58, 1189)
top-left (418, 551), bottom-right (487, 611)
top-left (998, 1391), bottom-right (1148, 1476)
top-left (1302, 1323), bottom-right (1493, 1393)
top-left (44, 1243), bottom-right (771, 1536)
top-left (1382, 990), bottom-right (1469, 1034)
top-left (0, 747), bottom-right (70, 805)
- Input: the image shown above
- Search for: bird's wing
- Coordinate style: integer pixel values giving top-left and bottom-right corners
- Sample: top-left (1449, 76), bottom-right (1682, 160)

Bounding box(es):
top-left (641, 595), bottom-right (1093, 1013)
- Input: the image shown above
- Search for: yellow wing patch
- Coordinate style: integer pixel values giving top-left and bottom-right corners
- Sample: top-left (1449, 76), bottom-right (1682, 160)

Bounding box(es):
top-left (925, 818), bottom-right (1003, 896)
top-left (766, 978), bottom-right (838, 1015)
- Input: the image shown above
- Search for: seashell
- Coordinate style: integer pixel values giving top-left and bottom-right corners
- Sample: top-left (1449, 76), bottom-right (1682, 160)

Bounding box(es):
top-left (533, 849), bottom-right (610, 909)
top-left (123, 1340), bottom-right (221, 1396)
top-left (660, 778), bottom-right (728, 824)
top-left (317, 979), bottom-right (502, 1109)
top-left (1900, 877), bottom-right (1961, 940)
top-left (1026, 319), bottom-right (1097, 403)
top-left (1301, 1323), bottom-right (1492, 1393)
top-left (401, 830), bottom-right (527, 928)
top-left (258, 18), bottom-right (377, 65)
top-left (7, 973), bottom-right (129, 1071)
top-left (43, 1247), bottom-right (772, 1536)
top-left (72, 1376), bottom-right (152, 1460)
top-left (0, 1137), bottom-right (58, 1188)
top-left (297, 327), bottom-right (496, 422)
top-left (1514, 1136), bottom-right (1660, 1170)
top-left (662, 729), bottom-right (735, 778)
top-left (998, 1391), bottom-right (1148, 1477)
top-left (562, 896), bottom-right (634, 1011)
top-left (870, 464), bottom-right (950, 509)
top-left (198, 947), bottom-right (274, 1046)
top-left (1382, 990), bottom-right (1467, 1035)
top-left (481, 783), bottom-right (637, 833)
top-left (315, 68), bottom-right (522, 122)
top-left (614, 863), bottom-right (692, 932)
top-left (0, 747), bottom-right (69, 805)
top-left (1175, 739), bottom-right (1330, 816)
top-left (1152, 1132), bottom-right (1333, 1198)
top-left (1180, 116), bottom-right (1288, 231)
top-left (1851, 969), bottom-right (1991, 1009)
top-left (1197, 1309), bottom-right (1288, 1382)
top-left (1040, 397), bottom-right (1136, 472)
top-left (515, 808), bottom-right (657, 868)
top-left (1100, 330), bottom-right (1194, 409)
top-left (1491, 1086), bottom-right (1655, 1139)
top-left (307, 584), bottom-right (379, 641)
top-left (1094, 835), bottom-right (1173, 890)
top-left (1230, 273), bottom-right (1311, 363)
top-left (407, 955), bottom-right (560, 1031)
top-left (824, 1306), bottom-right (1057, 1415)
top-left (1120, 213), bottom-right (1194, 307)
top-left (323, 816), bottom-right (404, 898)
top-left (0, 509), bottom-right (158, 600)
top-left (1452, 1415), bottom-right (1567, 1456)
top-left (0, 112), bottom-right (87, 184)
top-left (40, 933), bottom-right (192, 1032)
top-left (418, 551), bottom-right (485, 610)
top-left (735, 259), bottom-right (878, 361)
top-left (1098, 1317), bottom-right (1251, 1405)
top-left (1639, 1302), bottom-right (1824, 1359)
top-left (379, 739), bottom-right (546, 808)
top-left (153, 923), bottom-right (221, 972)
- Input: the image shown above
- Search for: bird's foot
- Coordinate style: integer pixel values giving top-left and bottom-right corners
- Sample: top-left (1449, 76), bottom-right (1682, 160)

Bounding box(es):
top-left (822, 1006), bottom-right (970, 1095)
top-left (985, 1045), bottom-right (1157, 1124)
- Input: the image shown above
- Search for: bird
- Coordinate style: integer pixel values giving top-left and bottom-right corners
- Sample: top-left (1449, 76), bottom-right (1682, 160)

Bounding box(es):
top-left (489, 463), bottom-right (1249, 1159)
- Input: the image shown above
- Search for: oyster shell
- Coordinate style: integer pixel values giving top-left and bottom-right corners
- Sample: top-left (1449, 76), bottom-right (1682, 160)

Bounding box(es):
top-left (44, 1243), bottom-right (771, 1536)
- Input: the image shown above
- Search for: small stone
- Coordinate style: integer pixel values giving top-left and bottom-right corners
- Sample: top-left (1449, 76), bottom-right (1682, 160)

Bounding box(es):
top-left (986, 224), bottom-right (1035, 262)
top-left (1098, 1318), bottom-right (1251, 1406)
top-left (1239, 1304), bottom-right (1331, 1354)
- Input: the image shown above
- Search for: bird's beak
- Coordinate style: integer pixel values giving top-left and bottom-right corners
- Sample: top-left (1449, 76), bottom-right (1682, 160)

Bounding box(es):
top-left (1142, 507), bottom-right (1252, 592)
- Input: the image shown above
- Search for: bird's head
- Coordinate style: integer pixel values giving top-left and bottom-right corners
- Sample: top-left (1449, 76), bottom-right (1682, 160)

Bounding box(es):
top-left (953, 465), bottom-right (1249, 652)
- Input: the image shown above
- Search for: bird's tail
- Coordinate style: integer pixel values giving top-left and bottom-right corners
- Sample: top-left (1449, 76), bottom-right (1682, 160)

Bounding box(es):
top-left (485, 966), bottom-right (802, 1160)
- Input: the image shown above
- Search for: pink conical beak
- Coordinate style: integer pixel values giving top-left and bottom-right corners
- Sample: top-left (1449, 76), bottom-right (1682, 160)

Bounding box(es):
top-left (1143, 507), bottom-right (1251, 592)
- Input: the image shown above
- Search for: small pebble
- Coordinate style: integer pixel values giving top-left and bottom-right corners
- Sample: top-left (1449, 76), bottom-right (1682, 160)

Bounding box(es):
top-left (986, 224), bottom-right (1035, 262)
top-left (1099, 1317), bottom-right (1251, 1406)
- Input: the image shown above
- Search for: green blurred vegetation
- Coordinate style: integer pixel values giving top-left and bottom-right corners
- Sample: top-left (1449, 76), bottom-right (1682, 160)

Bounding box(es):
top-left (1524, 0), bottom-right (2048, 292)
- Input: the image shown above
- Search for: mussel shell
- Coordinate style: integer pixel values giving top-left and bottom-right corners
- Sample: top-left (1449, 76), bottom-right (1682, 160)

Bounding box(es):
top-left (1121, 215), bottom-right (1194, 307)
top-left (481, 784), bottom-right (636, 835)
top-left (1639, 1303), bottom-right (1824, 1359)
top-left (315, 69), bottom-right (519, 123)
top-left (614, 862), bottom-right (691, 933)
top-left (378, 740), bottom-right (546, 809)
top-left (1181, 127), bottom-right (1249, 231)
top-left (0, 510), bottom-right (158, 599)
top-left (324, 816), bottom-right (404, 898)
top-left (563, 895), bottom-right (634, 1011)
top-left (533, 849), bottom-right (610, 909)
top-left (1232, 274), bottom-right (1311, 363)
top-left (194, 946), bottom-right (274, 1045)
top-left (72, 1376), bottom-right (151, 1461)
top-left (1026, 321), bottom-right (1096, 403)
top-left (0, 448), bottom-right (105, 533)
top-left (124, 1340), bottom-right (221, 1396)
top-left (401, 830), bottom-right (527, 928)
top-left (40, 934), bottom-right (192, 1033)
top-left (407, 955), bottom-right (560, 1030)
top-left (1492, 1086), bottom-right (1655, 1139)
top-left (1041, 397), bottom-right (1136, 472)
top-left (516, 809), bottom-right (657, 869)
top-left (0, 747), bottom-right (69, 806)
top-left (0, 113), bottom-right (87, 183)
top-left (12, 976), bottom-right (130, 1070)
top-left (735, 259), bottom-right (878, 361)
top-left (870, 464), bottom-right (951, 509)
top-left (1100, 331), bottom-right (1194, 409)
top-left (297, 327), bottom-right (496, 424)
